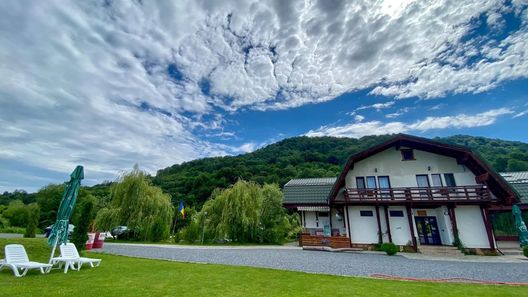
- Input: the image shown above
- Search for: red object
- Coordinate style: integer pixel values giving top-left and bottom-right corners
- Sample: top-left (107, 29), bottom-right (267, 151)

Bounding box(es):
top-left (92, 232), bottom-right (105, 249)
top-left (85, 233), bottom-right (96, 250)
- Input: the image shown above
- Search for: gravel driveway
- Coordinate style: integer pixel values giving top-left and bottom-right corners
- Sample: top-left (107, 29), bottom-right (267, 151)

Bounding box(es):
top-left (96, 243), bottom-right (528, 283)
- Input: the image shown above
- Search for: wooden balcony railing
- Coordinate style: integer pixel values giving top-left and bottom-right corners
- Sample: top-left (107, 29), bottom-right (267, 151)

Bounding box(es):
top-left (344, 186), bottom-right (490, 203)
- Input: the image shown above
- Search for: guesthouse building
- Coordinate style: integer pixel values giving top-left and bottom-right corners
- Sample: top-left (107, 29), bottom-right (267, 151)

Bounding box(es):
top-left (283, 134), bottom-right (520, 253)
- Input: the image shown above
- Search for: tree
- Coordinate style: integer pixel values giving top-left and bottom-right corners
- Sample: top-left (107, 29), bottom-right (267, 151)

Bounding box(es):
top-left (71, 199), bottom-right (94, 250)
top-left (3, 200), bottom-right (29, 227)
top-left (36, 184), bottom-right (65, 229)
top-left (24, 203), bottom-right (40, 238)
top-left (95, 165), bottom-right (173, 241)
top-left (188, 180), bottom-right (299, 244)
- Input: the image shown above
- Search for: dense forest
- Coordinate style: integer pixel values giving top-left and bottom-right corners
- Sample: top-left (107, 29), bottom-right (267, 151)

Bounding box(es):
top-left (152, 134), bottom-right (528, 207)
top-left (2, 134), bottom-right (528, 210)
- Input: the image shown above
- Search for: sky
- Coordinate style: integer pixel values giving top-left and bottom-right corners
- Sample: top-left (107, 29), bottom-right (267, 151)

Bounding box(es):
top-left (1, 0), bottom-right (527, 192)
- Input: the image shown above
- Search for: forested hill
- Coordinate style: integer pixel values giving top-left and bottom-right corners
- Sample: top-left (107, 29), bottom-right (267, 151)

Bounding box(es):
top-left (152, 134), bottom-right (528, 207)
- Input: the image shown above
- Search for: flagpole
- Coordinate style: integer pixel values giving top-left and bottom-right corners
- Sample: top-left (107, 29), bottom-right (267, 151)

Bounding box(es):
top-left (171, 200), bottom-right (180, 236)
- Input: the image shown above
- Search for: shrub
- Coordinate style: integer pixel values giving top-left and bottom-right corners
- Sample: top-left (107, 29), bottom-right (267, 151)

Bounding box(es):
top-left (24, 203), bottom-right (40, 238)
top-left (523, 246), bottom-right (528, 258)
top-left (71, 200), bottom-right (94, 251)
top-left (149, 217), bottom-right (169, 242)
top-left (179, 220), bottom-right (201, 243)
top-left (381, 242), bottom-right (398, 256)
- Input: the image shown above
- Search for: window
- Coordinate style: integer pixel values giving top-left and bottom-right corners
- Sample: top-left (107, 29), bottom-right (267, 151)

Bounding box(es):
top-left (431, 174), bottom-right (443, 187)
top-left (401, 149), bottom-right (415, 161)
top-left (444, 173), bottom-right (456, 187)
top-left (356, 177), bottom-right (366, 189)
top-left (389, 210), bottom-right (404, 217)
top-left (360, 210), bottom-right (373, 217)
top-left (366, 176), bottom-right (377, 188)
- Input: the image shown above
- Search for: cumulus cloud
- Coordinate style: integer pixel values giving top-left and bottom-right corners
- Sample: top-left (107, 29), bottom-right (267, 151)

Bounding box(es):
top-left (306, 108), bottom-right (514, 138)
top-left (0, 0), bottom-right (527, 190)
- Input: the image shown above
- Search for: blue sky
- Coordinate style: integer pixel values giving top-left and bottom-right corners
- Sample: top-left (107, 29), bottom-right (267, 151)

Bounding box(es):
top-left (0, 0), bottom-right (527, 192)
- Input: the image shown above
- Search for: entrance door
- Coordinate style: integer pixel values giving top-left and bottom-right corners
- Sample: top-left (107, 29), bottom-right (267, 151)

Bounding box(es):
top-left (414, 216), bottom-right (442, 245)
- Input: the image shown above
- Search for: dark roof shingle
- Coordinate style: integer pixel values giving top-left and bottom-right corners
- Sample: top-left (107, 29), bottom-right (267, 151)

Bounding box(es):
top-left (283, 178), bottom-right (335, 205)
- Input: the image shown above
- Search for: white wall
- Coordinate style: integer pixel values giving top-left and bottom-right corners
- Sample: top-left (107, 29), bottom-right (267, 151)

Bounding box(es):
top-left (387, 206), bottom-right (413, 245)
top-left (455, 205), bottom-right (490, 248)
top-left (303, 211), bottom-right (318, 229)
top-left (347, 206), bottom-right (379, 244)
top-left (345, 147), bottom-right (477, 188)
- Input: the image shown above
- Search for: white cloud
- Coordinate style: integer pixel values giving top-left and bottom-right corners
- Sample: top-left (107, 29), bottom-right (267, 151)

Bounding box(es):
top-left (385, 107), bottom-right (413, 118)
top-left (354, 115), bottom-right (365, 122)
top-left (429, 104), bottom-right (447, 111)
top-left (355, 101), bottom-right (396, 112)
top-left (0, 0), bottom-right (527, 190)
top-left (306, 108), bottom-right (514, 138)
top-left (514, 110), bottom-right (528, 118)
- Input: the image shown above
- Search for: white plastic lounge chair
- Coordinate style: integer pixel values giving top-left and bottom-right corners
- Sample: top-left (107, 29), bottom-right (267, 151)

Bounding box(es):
top-left (52, 243), bottom-right (101, 273)
top-left (0, 244), bottom-right (52, 277)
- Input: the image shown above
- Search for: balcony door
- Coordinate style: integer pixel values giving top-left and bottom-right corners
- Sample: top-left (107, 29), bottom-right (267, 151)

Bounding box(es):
top-left (378, 176), bottom-right (391, 198)
top-left (416, 175), bottom-right (431, 198)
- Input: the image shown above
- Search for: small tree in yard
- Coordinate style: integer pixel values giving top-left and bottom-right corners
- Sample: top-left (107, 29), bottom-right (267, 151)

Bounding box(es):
top-left (71, 200), bottom-right (94, 250)
top-left (24, 203), bottom-right (40, 238)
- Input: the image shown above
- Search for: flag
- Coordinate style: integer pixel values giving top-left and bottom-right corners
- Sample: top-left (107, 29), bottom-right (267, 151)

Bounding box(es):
top-left (178, 201), bottom-right (185, 218)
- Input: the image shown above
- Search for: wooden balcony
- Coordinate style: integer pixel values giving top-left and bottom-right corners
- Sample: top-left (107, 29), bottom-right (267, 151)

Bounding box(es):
top-left (344, 185), bottom-right (491, 204)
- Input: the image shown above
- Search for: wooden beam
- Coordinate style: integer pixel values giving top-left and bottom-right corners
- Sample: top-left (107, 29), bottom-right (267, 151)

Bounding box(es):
top-left (448, 206), bottom-right (459, 240)
top-left (406, 205), bottom-right (417, 252)
top-left (329, 209), bottom-right (333, 233)
top-left (375, 206), bottom-right (383, 244)
top-left (384, 206), bottom-right (392, 243)
top-left (480, 206), bottom-right (496, 250)
top-left (475, 173), bottom-right (489, 184)
top-left (345, 205), bottom-right (352, 242)
top-left (457, 153), bottom-right (470, 165)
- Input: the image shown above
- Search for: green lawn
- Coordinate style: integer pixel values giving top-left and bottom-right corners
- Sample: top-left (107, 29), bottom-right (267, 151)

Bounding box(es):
top-left (1, 238), bottom-right (526, 297)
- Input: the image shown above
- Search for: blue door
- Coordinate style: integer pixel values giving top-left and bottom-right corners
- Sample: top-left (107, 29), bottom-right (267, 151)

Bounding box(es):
top-left (414, 216), bottom-right (442, 245)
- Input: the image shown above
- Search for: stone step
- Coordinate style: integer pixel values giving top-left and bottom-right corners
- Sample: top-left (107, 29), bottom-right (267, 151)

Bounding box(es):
top-left (418, 245), bottom-right (463, 256)
top-left (499, 249), bottom-right (523, 256)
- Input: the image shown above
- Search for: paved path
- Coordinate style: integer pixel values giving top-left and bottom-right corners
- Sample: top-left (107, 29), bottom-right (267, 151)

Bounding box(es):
top-left (96, 243), bottom-right (528, 283)
top-left (0, 233), bottom-right (45, 239)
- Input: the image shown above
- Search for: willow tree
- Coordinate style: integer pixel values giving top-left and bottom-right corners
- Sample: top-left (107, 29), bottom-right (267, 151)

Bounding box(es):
top-left (95, 165), bottom-right (173, 241)
top-left (197, 180), bottom-right (298, 244)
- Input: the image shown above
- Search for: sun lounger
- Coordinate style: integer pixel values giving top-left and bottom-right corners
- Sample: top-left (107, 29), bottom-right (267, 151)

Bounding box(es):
top-left (0, 244), bottom-right (52, 277)
top-left (51, 243), bottom-right (101, 273)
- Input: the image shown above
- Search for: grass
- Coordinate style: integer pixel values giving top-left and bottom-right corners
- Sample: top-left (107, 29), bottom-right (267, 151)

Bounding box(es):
top-left (1, 238), bottom-right (527, 297)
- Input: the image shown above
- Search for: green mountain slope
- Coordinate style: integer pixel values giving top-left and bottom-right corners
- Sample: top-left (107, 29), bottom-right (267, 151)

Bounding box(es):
top-left (152, 134), bottom-right (528, 206)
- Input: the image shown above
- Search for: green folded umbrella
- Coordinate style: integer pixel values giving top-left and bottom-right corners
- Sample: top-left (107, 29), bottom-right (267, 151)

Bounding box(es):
top-left (48, 165), bottom-right (84, 263)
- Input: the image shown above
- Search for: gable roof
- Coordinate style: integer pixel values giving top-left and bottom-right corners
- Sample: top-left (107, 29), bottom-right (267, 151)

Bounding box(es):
top-left (283, 178), bottom-right (336, 205)
top-left (328, 134), bottom-right (519, 204)
top-left (500, 171), bottom-right (528, 204)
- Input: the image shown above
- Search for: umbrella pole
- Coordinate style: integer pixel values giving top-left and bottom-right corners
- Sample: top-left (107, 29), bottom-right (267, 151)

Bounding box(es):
top-left (48, 234), bottom-right (59, 265)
